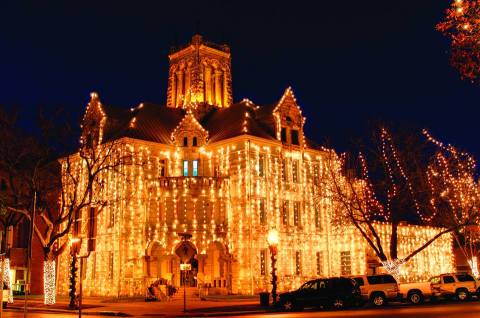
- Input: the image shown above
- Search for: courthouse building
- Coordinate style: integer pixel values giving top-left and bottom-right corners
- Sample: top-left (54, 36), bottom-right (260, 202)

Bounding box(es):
top-left (56, 35), bottom-right (454, 297)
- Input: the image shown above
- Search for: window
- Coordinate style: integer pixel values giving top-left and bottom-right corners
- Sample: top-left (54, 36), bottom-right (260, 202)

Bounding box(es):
top-left (107, 209), bottom-right (115, 228)
top-left (314, 204), bottom-right (322, 230)
top-left (313, 164), bottom-right (319, 186)
top-left (367, 275), bottom-right (397, 285)
top-left (429, 276), bottom-right (441, 284)
top-left (258, 155), bottom-right (265, 177)
top-left (316, 251), bottom-right (323, 276)
top-left (107, 252), bottom-right (114, 280)
top-left (443, 276), bottom-right (455, 284)
top-left (192, 137), bottom-right (198, 147)
top-left (183, 160), bottom-right (189, 176)
top-left (295, 251), bottom-right (302, 275)
top-left (260, 249), bottom-right (267, 276)
top-left (0, 179), bottom-right (6, 192)
top-left (159, 159), bottom-right (166, 177)
top-left (282, 159), bottom-right (287, 182)
top-left (192, 160), bottom-right (199, 177)
top-left (353, 277), bottom-right (364, 286)
top-left (282, 200), bottom-right (289, 225)
top-left (183, 137), bottom-right (188, 147)
top-left (292, 160), bottom-right (299, 183)
top-left (291, 130), bottom-right (299, 145)
top-left (456, 274), bottom-right (475, 282)
top-left (91, 253), bottom-right (96, 280)
top-left (281, 127), bottom-right (287, 142)
top-left (293, 201), bottom-right (300, 226)
top-left (340, 251), bottom-right (352, 276)
top-left (259, 199), bottom-right (266, 225)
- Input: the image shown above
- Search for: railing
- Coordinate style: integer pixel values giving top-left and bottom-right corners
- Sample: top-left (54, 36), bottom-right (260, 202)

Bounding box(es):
top-left (156, 176), bottom-right (229, 191)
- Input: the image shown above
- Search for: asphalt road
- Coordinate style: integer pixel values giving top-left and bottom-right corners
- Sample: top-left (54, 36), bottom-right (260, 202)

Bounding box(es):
top-left (226, 301), bottom-right (480, 318)
top-left (2, 301), bottom-right (480, 317)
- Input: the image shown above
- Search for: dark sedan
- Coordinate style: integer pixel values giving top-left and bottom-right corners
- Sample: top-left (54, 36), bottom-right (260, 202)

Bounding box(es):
top-left (278, 277), bottom-right (362, 311)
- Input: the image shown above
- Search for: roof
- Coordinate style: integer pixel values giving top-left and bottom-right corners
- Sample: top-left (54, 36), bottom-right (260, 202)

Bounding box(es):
top-left (94, 99), bottom-right (323, 150)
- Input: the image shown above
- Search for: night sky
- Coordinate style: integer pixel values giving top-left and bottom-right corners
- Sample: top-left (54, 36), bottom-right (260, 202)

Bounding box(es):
top-left (1, 1), bottom-right (478, 156)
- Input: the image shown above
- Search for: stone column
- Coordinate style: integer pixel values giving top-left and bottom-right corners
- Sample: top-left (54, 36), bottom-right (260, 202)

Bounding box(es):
top-left (222, 69), bottom-right (229, 107)
top-left (204, 65), bottom-right (212, 104)
top-left (214, 69), bottom-right (222, 107)
top-left (184, 67), bottom-right (191, 103)
top-left (176, 70), bottom-right (184, 106)
top-left (170, 70), bottom-right (177, 107)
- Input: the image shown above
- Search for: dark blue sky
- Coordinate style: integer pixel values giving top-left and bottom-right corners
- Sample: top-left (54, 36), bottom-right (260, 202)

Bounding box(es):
top-left (1, 1), bottom-right (478, 156)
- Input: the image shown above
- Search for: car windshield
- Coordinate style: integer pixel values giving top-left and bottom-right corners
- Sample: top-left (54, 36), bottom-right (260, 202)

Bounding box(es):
top-left (300, 281), bottom-right (314, 290)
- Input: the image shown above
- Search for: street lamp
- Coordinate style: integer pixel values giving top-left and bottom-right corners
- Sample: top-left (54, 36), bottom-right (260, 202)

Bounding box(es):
top-left (267, 228), bottom-right (279, 306)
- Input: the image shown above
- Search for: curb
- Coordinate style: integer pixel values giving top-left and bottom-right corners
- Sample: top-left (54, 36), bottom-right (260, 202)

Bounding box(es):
top-left (176, 310), bottom-right (271, 317)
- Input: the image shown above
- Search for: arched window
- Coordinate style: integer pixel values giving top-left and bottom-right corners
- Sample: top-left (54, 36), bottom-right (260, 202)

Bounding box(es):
top-left (192, 137), bottom-right (198, 147)
top-left (183, 136), bottom-right (188, 147)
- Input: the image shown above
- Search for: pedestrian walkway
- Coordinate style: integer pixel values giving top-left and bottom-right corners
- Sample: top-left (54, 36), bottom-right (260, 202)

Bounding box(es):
top-left (6, 294), bottom-right (269, 317)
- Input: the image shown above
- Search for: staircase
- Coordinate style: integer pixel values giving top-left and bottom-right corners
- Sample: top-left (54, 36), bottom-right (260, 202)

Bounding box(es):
top-left (170, 287), bottom-right (199, 301)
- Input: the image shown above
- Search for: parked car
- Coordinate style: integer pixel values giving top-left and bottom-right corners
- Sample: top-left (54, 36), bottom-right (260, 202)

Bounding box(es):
top-left (430, 273), bottom-right (480, 301)
top-left (278, 277), bottom-right (362, 311)
top-left (399, 280), bottom-right (432, 304)
top-left (351, 274), bottom-right (401, 307)
top-left (400, 273), bottom-right (480, 304)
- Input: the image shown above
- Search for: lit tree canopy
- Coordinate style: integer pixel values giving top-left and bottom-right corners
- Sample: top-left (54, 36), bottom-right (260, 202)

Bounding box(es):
top-left (437, 0), bottom-right (480, 83)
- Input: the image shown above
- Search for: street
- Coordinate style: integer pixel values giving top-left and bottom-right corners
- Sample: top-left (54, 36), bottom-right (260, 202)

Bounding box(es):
top-left (1, 301), bottom-right (480, 317)
top-left (226, 302), bottom-right (480, 318)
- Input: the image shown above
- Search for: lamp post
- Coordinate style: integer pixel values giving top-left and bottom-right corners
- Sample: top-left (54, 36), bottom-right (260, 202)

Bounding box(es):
top-left (267, 229), bottom-right (279, 306)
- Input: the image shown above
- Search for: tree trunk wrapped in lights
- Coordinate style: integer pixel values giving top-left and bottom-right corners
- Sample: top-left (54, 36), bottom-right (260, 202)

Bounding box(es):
top-left (68, 255), bottom-right (78, 309)
top-left (0, 258), bottom-right (13, 303)
top-left (44, 258), bottom-right (56, 305)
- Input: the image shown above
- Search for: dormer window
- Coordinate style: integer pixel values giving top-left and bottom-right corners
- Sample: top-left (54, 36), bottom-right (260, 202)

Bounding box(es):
top-left (183, 137), bottom-right (188, 147)
top-left (291, 130), bottom-right (299, 145)
top-left (281, 128), bottom-right (287, 143)
top-left (192, 137), bottom-right (198, 147)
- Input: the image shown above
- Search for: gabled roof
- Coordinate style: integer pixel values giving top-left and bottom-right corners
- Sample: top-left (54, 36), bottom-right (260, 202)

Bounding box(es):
top-left (84, 91), bottom-right (322, 150)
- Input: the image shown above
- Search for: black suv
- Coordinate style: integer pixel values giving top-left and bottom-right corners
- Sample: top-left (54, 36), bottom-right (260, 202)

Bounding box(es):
top-left (278, 277), bottom-right (362, 311)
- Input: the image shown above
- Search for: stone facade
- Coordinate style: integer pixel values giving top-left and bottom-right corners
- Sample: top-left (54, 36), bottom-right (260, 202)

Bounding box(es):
top-left (56, 35), bottom-right (455, 297)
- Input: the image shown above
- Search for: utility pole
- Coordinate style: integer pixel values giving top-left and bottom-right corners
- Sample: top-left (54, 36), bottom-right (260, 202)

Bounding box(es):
top-left (24, 191), bottom-right (36, 318)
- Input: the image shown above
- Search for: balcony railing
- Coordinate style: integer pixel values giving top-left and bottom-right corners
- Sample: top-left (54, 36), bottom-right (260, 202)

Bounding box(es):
top-left (156, 176), bottom-right (229, 190)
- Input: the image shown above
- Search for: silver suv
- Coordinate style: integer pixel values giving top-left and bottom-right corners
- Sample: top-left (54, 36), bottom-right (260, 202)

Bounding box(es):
top-left (351, 274), bottom-right (401, 307)
top-left (430, 273), bottom-right (480, 301)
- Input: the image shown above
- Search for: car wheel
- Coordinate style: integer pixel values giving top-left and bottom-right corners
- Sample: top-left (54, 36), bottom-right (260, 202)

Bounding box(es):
top-left (456, 289), bottom-right (469, 301)
top-left (282, 300), bottom-right (294, 311)
top-left (332, 298), bottom-right (345, 310)
top-left (371, 293), bottom-right (386, 307)
top-left (408, 291), bottom-right (423, 305)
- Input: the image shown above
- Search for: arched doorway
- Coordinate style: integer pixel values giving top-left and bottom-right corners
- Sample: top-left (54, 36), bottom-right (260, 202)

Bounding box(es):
top-left (204, 241), bottom-right (232, 291)
top-left (145, 241), bottom-right (173, 284)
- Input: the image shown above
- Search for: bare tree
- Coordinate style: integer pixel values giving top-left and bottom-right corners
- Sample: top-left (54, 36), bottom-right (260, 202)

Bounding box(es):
top-left (0, 101), bottom-right (131, 304)
top-left (321, 128), bottom-right (476, 277)
top-left (425, 130), bottom-right (480, 276)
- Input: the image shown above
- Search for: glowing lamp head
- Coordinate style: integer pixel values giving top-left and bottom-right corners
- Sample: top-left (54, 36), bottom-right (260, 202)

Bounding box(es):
top-left (267, 228), bottom-right (279, 247)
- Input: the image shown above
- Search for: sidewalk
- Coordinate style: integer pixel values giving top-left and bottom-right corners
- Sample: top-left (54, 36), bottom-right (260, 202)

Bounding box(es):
top-left (6, 295), bottom-right (273, 317)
